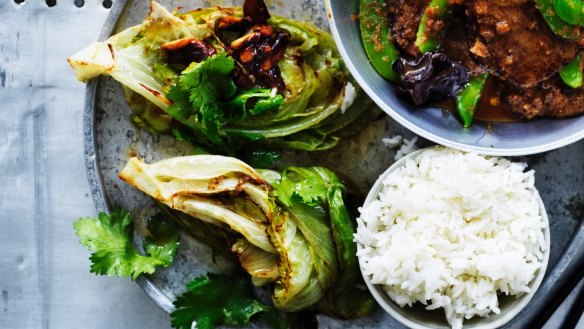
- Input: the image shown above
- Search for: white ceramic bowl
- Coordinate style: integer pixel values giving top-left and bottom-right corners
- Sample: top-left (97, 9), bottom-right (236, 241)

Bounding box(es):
top-left (357, 148), bottom-right (551, 329)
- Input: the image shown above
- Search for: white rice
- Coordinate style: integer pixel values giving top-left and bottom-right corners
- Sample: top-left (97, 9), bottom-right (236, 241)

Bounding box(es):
top-left (356, 147), bottom-right (547, 329)
top-left (381, 135), bottom-right (420, 161)
top-left (382, 135), bottom-right (404, 148)
top-left (394, 136), bottom-right (419, 161)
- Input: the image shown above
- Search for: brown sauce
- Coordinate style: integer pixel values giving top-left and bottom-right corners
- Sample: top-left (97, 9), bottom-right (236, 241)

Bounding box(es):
top-left (437, 76), bottom-right (523, 123)
top-left (474, 76), bottom-right (518, 122)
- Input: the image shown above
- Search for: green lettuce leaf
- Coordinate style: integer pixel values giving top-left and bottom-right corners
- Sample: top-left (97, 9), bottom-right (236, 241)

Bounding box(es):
top-left (265, 130), bottom-right (340, 151)
top-left (229, 88), bottom-right (284, 117)
top-left (73, 208), bottom-right (179, 280)
top-left (242, 149), bottom-right (281, 169)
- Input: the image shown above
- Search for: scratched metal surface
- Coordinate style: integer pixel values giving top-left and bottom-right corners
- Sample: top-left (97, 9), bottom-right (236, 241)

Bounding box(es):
top-left (0, 1), bottom-right (583, 329)
top-left (0, 1), bottom-right (170, 328)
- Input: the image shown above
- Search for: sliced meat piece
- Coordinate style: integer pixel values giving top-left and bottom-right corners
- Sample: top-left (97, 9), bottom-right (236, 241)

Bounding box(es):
top-left (467, 0), bottom-right (578, 87)
top-left (503, 76), bottom-right (584, 119)
top-left (440, 8), bottom-right (484, 75)
top-left (162, 38), bottom-right (217, 67)
top-left (244, 0), bottom-right (271, 25)
top-left (387, 0), bottom-right (430, 57)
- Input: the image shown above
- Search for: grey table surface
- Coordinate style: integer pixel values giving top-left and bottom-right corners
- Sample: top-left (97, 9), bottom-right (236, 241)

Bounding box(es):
top-left (0, 1), bottom-right (582, 329)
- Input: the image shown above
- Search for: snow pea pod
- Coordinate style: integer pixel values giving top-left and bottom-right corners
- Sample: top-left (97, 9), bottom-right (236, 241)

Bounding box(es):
top-left (456, 73), bottom-right (488, 128)
top-left (535, 0), bottom-right (582, 39)
top-left (555, 0), bottom-right (584, 26)
top-left (560, 55), bottom-right (583, 88)
top-left (416, 0), bottom-right (449, 53)
top-left (359, 0), bottom-right (400, 81)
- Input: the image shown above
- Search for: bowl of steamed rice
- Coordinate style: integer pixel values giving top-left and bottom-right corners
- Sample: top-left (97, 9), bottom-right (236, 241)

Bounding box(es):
top-left (356, 147), bottom-right (550, 329)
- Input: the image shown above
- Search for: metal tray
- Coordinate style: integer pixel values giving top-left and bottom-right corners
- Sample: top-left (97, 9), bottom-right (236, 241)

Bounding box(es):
top-left (83, 0), bottom-right (584, 327)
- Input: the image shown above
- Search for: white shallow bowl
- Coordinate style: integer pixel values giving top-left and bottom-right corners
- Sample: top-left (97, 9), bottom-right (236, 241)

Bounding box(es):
top-left (357, 148), bottom-right (551, 329)
top-left (325, 0), bottom-right (584, 156)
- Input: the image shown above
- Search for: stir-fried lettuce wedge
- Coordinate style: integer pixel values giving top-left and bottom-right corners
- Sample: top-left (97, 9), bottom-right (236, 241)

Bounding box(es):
top-left (118, 155), bottom-right (315, 309)
top-left (286, 205), bottom-right (337, 292)
top-left (275, 167), bottom-right (340, 290)
top-left (68, 2), bottom-right (213, 110)
top-left (255, 169), bottom-right (327, 310)
top-left (119, 155), bottom-right (375, 315)
top-left (119, 156), bottom-right (275, 253)
top-left (73, 208), bottom-right (179, 279)
top-left (171, 273), bottom-right (287, 329)
top-left (68, 1), bottom-right (364, 152)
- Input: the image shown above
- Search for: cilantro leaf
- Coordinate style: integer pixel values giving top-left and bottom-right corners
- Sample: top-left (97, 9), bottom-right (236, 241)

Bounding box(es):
top-left (275, 167), bottom-right (330, 207)
top-left (180, 53), bottom-right (237, 103)
top-left (164, 54), bottom-right (288, 151)
top-left (181, 53), bottom-right (236, 144)
top-left (165, 53), bottom-right (237, 145)
top-left (73, 208), bottom-right (179, 280)
top-left (171, 273), bottom-right (286, 329)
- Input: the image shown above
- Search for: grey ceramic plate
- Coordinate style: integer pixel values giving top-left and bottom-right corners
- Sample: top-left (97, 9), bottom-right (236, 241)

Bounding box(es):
top-left (84, 0), bottom-right (584, 327)
top-left (325, 0), bottom-right (584, 156)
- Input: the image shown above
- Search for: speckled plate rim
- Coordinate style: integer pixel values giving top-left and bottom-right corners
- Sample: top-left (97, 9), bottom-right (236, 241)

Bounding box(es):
top-left (82, 0), bottom-right (175, 313)
top-left (324, 0), bottom-right (584, 157)
top-left (357, 147), bottom-right (551, 329)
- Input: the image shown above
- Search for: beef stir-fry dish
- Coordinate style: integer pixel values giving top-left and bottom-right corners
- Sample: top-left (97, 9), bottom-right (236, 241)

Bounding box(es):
top-left (361, 0), bottom-right (584, 127)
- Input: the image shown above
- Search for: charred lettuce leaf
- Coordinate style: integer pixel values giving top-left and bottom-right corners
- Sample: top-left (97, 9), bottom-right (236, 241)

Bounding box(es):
top-left (67, 1), bottom-right (365, 152)
top-left (119, 155), bottom-right (375, 315)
